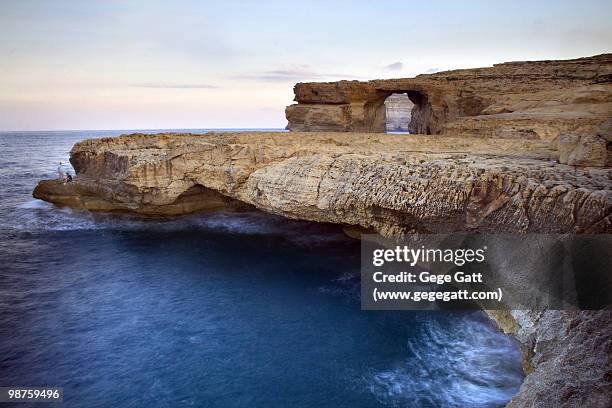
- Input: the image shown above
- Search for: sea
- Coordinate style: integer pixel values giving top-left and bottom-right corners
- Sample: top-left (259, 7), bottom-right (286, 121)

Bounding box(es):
top-left (0, 130), bottom-right (523, 408)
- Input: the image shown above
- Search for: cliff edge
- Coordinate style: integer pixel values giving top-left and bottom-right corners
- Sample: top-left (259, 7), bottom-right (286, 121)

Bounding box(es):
top-left (32, 131), bottom-right (612, 407)
top-left (33, 132), bottom-right (610, 233)
top-left (286, 54), bottom-right (612, 140)
top-left (32, 53), bottom-right (612, 407)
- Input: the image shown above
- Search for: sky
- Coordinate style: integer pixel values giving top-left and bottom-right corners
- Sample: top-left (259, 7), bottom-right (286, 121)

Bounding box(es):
top-left (0, 0), bottom-right (611, 131)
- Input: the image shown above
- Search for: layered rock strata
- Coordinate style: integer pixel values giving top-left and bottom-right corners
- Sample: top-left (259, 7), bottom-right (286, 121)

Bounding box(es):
top-left (33, 131), bottom-right (612, 407)
top-left (34, 132), bottom-right (611, 234)
top-left (32, 53), bottom-right (612, 407)
top-left (286, 54), bottom-right (612, 140)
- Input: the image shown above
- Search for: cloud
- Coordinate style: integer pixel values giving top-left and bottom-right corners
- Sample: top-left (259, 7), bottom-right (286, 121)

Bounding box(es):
top-left (132, 83), bottom-right (218, 89)
top-left (385, 62), bottom-right (403, 71)
top-left (425, 67), bottom-right (442, 73)
top-left (233, 66), bottom-right (359, 82)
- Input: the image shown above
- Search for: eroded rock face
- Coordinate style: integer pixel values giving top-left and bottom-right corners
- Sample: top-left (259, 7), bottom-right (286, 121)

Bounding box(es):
top-left (33, 132), bottom-right (611, 234)
top-left (487, 310), bottom-right (612, 408)
top-left (556, 134), bottom-right (608, 166)
top-left (33, 131), bottom-right (612, 407)
top-left (285, 54), bottom-right (612, 141)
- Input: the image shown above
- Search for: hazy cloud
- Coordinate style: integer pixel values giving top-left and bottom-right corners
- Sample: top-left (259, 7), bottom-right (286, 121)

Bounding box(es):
top-left (234, 66), bottom-right (359, 82)
top-left (132, 83), bottom-right (218, 89)
top-left (385, 62), bottom-right (404, 71)
top-left (425, 67), bottom-right (442, 73)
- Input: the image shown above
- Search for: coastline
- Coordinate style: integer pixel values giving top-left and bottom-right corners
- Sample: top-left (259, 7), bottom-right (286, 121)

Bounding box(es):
top-left (31, 130), bottom-right (612, 407)
top-left (29, 53), bottom-right (612, 407)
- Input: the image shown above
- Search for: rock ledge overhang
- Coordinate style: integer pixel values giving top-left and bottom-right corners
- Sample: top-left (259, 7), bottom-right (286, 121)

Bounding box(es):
top-left (32, 131), bottom-right (612, 408)
top-left (34, 132), bottom-right (611, 234)
top-left (32, 53), bottom-right (612, 408)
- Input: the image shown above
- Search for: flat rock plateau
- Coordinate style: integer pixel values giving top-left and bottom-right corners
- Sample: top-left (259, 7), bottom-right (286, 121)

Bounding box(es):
top-left (34, 54), bottom-right (612, 407)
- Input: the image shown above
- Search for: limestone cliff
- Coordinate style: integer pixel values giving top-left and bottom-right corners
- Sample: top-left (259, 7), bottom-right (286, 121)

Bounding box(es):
top-left (32, 53), bottom-right (612, 408)
top-left (486, 309), bottom-right (611, 408)
top-left (32, 131), bottom-right (612, 407)
top-left (33, 132), bottom-right (611, 234)
top-left (286, 54), bottom-right (612, 140)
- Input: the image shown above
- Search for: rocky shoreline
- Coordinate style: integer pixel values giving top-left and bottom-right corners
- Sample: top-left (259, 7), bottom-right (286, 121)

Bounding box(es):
top-left (34, 132), bottom-right (610, 233)
top-left (33, 54), bottom-right (612, 407)
top-left (32, 130), bottom-right (612, 407)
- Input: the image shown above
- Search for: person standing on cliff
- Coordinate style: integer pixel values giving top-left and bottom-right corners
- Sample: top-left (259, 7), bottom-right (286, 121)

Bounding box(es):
top-left (57, 162), bottom-right (66, 182)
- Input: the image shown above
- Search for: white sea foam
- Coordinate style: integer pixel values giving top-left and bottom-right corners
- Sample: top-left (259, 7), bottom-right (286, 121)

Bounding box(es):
top-left (17, 199), bottom-right (51, 209)
top-left (10, 203), bottom-right (349, 247)
top-left (366, 312), bottom-right (523, 408)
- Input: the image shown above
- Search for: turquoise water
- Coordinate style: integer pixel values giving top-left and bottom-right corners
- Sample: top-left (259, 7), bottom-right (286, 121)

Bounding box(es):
top-left (0, 130), bottom-right (523, 407)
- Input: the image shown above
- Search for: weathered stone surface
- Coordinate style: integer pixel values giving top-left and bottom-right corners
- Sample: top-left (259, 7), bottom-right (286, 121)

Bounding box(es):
top-left (487, 310), bottom-right (612, 408)
top-left (286, 54), bottom-right (612, 141)
top-left (34, 51), bottom-right (612, 406)
top-left (33, 179), bottom-right (248, 215)
top-left (598, 119), bottom-right (612, 142)
top-left (32, 131), bottom-right (612, 407)
top-left (557, 133), bottom-right (609, 167)
top-left (33, 132), bottom-right (611, 234)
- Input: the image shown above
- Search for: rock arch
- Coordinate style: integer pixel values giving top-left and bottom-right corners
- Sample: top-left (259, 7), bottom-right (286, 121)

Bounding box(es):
top-left (285, 81), bottom-right (447, 134)
top-left (363, 89), bottom-right (437, 134)
top-left (285, 54), bottom-right (612, 138)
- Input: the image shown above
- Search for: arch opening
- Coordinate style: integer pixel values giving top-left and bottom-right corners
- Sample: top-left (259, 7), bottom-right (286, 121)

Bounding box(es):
top-left (363, 89), bottom-right (436, 134)
top-left (384, 93), bottom-right (413, 133)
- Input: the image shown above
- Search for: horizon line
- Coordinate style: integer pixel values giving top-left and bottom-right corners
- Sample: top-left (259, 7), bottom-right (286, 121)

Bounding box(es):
top-left (0, 127), bottom-right (289, 133)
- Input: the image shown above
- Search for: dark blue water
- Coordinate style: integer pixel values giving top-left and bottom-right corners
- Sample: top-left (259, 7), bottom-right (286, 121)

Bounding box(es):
top-left (0, 130), bottom-right (523, 408)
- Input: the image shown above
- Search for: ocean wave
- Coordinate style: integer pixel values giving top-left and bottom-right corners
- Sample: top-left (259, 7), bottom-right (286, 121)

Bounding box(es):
top-left (366, 312), bottom-right (523, 408)
top-left (194, 211), bottom-right (348, 244)
top-left (8, 201), bottom-right (349, 245)
top-left (18, 199), bottom-right (54, 209)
